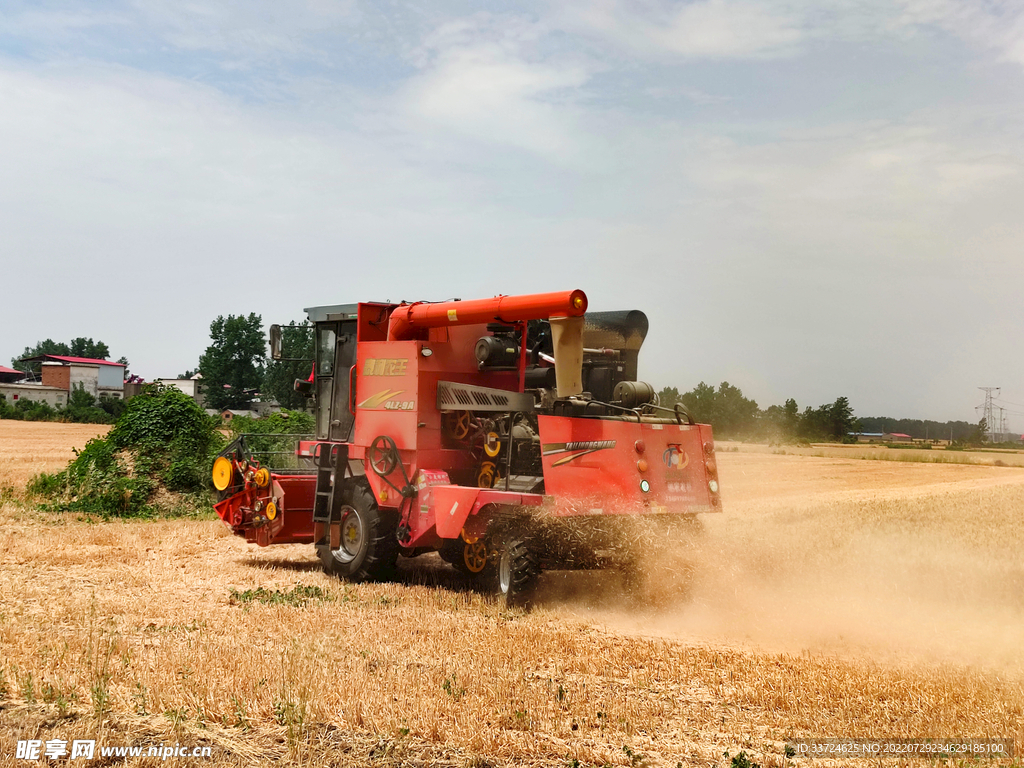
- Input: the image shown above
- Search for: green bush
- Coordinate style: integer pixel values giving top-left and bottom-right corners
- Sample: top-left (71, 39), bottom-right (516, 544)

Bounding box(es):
top-left (98, 397), bottom-right (126, 419)
top-left (0, 385), bottom-right (114, 424)
top-left (28, 386), bottom-right (226, 517)
top-left (14, 398), bottom-right (59, 421)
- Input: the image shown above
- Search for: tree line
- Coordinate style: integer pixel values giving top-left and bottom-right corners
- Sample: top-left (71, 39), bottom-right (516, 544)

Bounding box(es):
top-left (13, 338), bottom-right (129, 377)
top-left (5, 320), bottom-right (307, 421)
top-left (657, 383), bottom-right (860, 442)
top-left (657, 382), bottom-right (987, 444)
top-left (5, 321), bottom-right (993, 443)
top-left (194, 313), bottom-right (311, 412)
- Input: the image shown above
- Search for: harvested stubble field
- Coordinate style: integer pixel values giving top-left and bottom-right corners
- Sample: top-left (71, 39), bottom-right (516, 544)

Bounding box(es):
top-left (1, 421), bottom-right (1023, 767)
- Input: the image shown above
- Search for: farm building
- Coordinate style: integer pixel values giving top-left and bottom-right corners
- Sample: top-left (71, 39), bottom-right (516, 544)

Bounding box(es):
top-left (0, 366), bottom-right (25, 384)
top-left (0, 382), bottom-right (68, 408)
top-left (20, 355), bottom-right (126, 401)
top-left (850, 432), bottom-right (915, 443)
top-left (208, 408), bottom-right (260, 422)
top-left (154, 375), bottom-right (206, 407)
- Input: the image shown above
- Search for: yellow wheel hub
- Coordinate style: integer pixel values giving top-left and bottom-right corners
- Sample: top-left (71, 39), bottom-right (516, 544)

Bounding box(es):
top-left (443, 410), bottom-right (472, 441)
top-left (212, 456), bottom-right (234, 491)
top-left (477, 461), bottom-right (500, 488)
top-left (463, 541), bottom-right (488, 573)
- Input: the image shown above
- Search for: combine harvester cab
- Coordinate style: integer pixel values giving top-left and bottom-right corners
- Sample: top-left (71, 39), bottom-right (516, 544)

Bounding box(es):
top-left (214, 290), bottom-right (721, 605)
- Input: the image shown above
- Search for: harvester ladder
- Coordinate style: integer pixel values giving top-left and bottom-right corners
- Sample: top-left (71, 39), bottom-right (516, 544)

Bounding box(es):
top-left (312, 443), bottom-right (350, 543)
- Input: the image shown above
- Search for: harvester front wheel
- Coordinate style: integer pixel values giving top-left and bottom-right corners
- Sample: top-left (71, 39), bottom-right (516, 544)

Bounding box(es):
top-left (482, 528), bottom-right (538, 607)
top-left (317, 484), bottom-right (399, 583)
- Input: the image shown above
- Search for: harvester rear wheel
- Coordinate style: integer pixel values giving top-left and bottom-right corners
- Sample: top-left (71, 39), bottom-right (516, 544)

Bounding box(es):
top-left (317, 484), bottom-right (399, 583)
top-left (480, 526), bottom-right (538, 608)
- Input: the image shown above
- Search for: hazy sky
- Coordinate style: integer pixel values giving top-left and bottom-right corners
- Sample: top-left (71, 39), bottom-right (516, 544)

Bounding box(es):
top-left (2, 1), bottom-right (1023, 426)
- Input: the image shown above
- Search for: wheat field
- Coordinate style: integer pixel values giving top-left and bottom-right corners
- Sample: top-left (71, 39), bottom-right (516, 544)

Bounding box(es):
top-left (1, 421), bottom-right (1023, 767)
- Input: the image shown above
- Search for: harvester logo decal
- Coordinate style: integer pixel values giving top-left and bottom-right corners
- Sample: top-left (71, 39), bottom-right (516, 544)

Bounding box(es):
top-left (663, 445), bottom-right (689, 471)
top-left (358, 389), bottom-right (405, 409)
top-left (542, 440), bottom-right (616, 467)
top-left (363, 358), bottom-right (408, 376)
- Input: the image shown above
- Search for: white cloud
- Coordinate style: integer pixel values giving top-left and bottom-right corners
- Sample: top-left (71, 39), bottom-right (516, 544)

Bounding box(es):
top-left (556, 0), bottom-right (1024, 72)
top-left (559, 0), bottom-right (803, 60)
top-left (3, 2), bottom-right (1024, 420)
top-left (398, 15), bottom-right (598, 163)
top-left (897, 0), bottom-right (1024, 67)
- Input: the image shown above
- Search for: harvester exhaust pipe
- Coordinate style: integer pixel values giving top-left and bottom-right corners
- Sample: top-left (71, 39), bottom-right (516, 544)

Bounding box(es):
top-left (549, 316), bottom-right (584, 397)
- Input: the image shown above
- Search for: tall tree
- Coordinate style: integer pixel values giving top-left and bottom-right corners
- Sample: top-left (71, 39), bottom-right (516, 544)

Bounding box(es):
top-left (13, 337), bottom-right (111, 376)
top-left (13, 339), bottom-right (69, 375)
top-left (262, 321), bottom-right (314, 410)
top-left (762, 398), bottom-right (801, 442)
top-left (680, 381), bottom-right (717, 425)
top-left (68, 338), bottom-right (110, 359)
top-left (678, 381), bottom-right (759, 437)
top-left (198, 314), bottom-right (266, 411)
top-left (656, 386), bottom-right (682, 409)
top-left (824, 396), bottom-right (858, 441)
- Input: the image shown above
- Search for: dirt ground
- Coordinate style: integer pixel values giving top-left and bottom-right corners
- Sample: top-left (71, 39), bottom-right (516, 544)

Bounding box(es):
top-left (1, 421), bottom-right (1022, 767)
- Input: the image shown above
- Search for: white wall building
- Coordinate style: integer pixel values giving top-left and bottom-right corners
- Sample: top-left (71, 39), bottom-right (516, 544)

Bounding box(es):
top-left (154, 375), bottom-right (205, 407)
top-left (0, 383), bottom-right (67, 409)
top-left (27, 355), bottom-right (126, 400)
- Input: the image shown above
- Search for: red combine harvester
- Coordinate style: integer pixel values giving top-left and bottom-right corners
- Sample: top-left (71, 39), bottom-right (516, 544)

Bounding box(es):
top-left (213, 289), bottom-right (721, 604)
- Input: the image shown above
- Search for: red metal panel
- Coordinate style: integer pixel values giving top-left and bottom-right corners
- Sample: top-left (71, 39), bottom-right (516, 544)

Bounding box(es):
top-left (432, 485), bottom-right (544, 539)
top-left (537, 415), bottom-right (717, 516)
top-left (354, 340), bottom-right (420, 509)
top-left (268, 474), bottom-right (316, 544)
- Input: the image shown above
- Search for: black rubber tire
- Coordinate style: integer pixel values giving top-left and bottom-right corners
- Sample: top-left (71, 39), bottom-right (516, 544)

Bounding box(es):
top-left (316, 483), bottom-right (400, 582)
top-left (479, 526), bottom-right (539, 608)
top-left (438, 538), bottom-right (463, 566)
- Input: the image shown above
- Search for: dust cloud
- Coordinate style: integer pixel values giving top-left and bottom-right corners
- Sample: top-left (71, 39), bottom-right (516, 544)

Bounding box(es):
top-left (537, 480), bottom-right (1024, 673)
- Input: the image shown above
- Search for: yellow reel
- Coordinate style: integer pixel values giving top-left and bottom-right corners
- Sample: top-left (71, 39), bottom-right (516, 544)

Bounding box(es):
top-left (265, 500), bottom-right (278, 521)
top-left (254, 467), bottom-right (270, 488)
top-left (212, 456), bottom-right (234, 491)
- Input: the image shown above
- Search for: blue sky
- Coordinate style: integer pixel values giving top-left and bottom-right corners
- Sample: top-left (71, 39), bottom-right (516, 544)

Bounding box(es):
top-left (2, 1), bottom-right (1023, 426)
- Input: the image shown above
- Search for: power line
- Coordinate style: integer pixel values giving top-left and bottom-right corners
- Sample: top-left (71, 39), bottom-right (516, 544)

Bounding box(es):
top-left (993, 397), bottom-right (1024, 409)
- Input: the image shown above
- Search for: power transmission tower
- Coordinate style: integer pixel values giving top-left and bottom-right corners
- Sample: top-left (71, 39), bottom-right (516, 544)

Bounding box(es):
top-left (977, 387), bottom-right (1000, 441)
